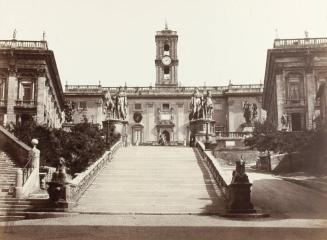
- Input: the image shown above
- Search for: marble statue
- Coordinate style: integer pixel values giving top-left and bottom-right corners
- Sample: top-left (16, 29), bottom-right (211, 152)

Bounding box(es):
top-left (190, 88), bottom-right (203, 120)
top-left (243, 101), bottom-right (252, 124)
top-left (114, 87), bottom-right (128, 120)
top-left (203, 90), bottom-right (213, 119)
top-left (103, 90), bottom-right (115, 119)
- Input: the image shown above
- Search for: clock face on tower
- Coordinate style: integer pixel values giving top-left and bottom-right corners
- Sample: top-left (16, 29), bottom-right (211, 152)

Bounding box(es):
top-left (161, 55), bottom-right (171, 66)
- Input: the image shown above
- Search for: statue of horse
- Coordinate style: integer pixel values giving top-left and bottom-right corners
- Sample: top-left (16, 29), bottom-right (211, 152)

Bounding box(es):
top-left (104, 91), bottom-right (115, 119)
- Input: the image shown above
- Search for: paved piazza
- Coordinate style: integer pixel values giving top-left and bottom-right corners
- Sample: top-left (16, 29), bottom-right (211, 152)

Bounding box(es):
top-left (74, 146), bottom-right (225, 214)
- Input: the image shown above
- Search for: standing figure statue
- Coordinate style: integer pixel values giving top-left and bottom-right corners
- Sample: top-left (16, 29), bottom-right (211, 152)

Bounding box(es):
top-left (252, 103), bottom-right (258, 121)
top-left (103, 90), bottom-right (115, 119)
top-left (114, 87), bottom-right (128, 120)
top-left (281, 113), bottom-right (288, 130)
top-left (242, 101), bottom-right (252, 124)
top-left (190, 88), bottom-right (203, 120)
top-left (203, 90), bottom-right (213, 119)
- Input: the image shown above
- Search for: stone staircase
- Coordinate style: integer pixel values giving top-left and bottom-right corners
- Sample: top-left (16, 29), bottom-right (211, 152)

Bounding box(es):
top-left (74, 146), bottom-right (226, 214)
top-left (0, 150), bottom-right (58, 222)
top-left (0, 151), bottom-right (17, 198)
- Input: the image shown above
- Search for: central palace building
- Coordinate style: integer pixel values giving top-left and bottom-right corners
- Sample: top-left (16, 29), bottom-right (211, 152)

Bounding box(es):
top-left (64, 25), bottom-right (264, 145)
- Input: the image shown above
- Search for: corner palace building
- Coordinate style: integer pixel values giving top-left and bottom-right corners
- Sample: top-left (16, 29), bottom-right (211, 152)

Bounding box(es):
top-left (65, 25), bottom-right (265, 145)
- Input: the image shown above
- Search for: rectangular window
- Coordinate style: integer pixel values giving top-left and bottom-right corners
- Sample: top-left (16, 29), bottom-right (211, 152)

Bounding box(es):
top-left (79, 101), bottom-right (87, 110)
top-left (163, 103), bottom-right (170, 110)
top-left (134, 103), bottom-right (142, 110)
top-left (22, 85), bottom-right (32, 101)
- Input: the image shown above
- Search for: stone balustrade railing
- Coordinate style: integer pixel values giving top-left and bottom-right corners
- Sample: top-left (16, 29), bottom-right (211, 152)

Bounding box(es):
top-left (216, 131), bottom-right (252, 139)
top-left (66, 140), bottom-right (123, 205)
top-left (195, 140), bottom-right (230, 199)
top-left (274, 37), bottom-right (327, 49)
top-left (0, 125), bottom-right (41, 198)
top-left (15, 100), bottom-right (37, 108)
top-left (0, 40), bottom-right (48, 50)
top-left (65, 84), bottom-right (263, 96)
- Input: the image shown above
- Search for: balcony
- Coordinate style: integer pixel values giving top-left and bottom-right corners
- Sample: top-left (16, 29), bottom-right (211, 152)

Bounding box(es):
top-left (0, 40), bottom-right (48, 50)
top-left (284, 99), bottom-right (306, 106)
top-left (216, 131), bottom-right (252, 139)
top-left (274, 38), bottom-right (327, 49)
top-left (15, 100), bottom-right (36, 108)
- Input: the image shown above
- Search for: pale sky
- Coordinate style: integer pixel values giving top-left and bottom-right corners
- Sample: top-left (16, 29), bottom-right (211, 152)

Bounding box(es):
top-left (1, 0), bottom-right (327, 87)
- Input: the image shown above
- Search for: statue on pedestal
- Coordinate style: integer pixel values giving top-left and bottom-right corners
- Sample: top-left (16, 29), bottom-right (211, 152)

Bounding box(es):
top-left (190, 88), bottom-right (203, 120)
top-left (114, 87), bottom-right (128, 120)
top-left (243, 101), bottom-right (252, 125)
top-left (203, 90), bottom-right (213, 119)
top-left (103, 91), bottom-right (115, 119)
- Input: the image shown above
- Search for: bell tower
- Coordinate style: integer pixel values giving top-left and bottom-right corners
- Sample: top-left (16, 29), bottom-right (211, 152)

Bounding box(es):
top-left (155, 23), bottom-right (179, 86)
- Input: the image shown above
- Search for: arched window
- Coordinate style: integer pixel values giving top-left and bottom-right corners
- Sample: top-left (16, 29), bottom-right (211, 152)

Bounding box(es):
top-left (164, 43), bottom-right (170, 56)
top-left (164, 67), bottom-right (170, 80)
top-left (286, 72), bottom-right (304, 101)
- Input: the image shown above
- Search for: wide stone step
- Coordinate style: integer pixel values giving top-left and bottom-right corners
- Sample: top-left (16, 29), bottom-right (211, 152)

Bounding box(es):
top-left (0, 215), bottom-right (26, 221)
top-left (74, 146), bottom-right (225, 214)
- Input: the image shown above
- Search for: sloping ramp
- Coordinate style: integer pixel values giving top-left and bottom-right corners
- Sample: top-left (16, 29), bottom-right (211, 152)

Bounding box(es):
top-left (74, 146), bottom-right (225, 214)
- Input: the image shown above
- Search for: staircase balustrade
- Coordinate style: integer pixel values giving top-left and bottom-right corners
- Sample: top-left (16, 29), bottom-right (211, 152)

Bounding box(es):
top-left (195, 140), bottom-right (230, 199)
top-left (50, 140), bottom-right (124, 207)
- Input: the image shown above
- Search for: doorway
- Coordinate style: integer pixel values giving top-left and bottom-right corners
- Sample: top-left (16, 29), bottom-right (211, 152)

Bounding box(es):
top-left (162, 130), bottom-right (170, 143)
top-left (291, 113), bottom-right (302, 131)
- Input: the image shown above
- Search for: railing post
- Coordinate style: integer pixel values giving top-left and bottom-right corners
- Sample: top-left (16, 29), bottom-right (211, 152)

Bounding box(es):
top-left (15, 169), bottom-right (23, 198)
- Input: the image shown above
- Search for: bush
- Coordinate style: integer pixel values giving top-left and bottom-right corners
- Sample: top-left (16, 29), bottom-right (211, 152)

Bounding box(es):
top-left (244, 121), bottom-right (317, 154)
top-left (13, 121), bottom-right (108, 175)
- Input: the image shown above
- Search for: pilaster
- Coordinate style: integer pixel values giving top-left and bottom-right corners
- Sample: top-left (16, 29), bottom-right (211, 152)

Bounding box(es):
top-left (275, 72), bottom-right (284, 130)
top-left (36, 67), bottom-right (46, 124)
top-left (6, 66), bottom-right (18, 124)
top-left (305, 72), bottom-right (315, 129)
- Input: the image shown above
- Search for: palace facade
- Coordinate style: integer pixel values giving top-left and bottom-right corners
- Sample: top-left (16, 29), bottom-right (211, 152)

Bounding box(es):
top-left (65, 26), bottom-right (265, 145)
top-left (263, 37), bottom-right (327, 131)
top-left (0, 38), bottom-right (65, 128)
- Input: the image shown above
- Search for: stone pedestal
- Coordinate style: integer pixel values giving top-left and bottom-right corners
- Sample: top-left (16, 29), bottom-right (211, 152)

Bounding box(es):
top-left (229, 183), bottom-right (256, 213)
top-left (103, 118), bottom-right (128, 147)
top-left (189, 119), bottom-right (216, 147)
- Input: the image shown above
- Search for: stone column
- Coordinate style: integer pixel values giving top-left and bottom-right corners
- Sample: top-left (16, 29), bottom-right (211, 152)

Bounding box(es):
top-left (6, 67), bottom-right (18, 124)
top-left (36, 68), bottom-right (46, 124)
top-left (276, 73), bottom-right (285, 130)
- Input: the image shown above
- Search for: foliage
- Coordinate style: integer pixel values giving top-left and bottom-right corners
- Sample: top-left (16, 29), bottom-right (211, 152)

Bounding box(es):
top-left (244, 120), bottom-right (317, 153)
top-left (13, 121), bottom-right (108, 175)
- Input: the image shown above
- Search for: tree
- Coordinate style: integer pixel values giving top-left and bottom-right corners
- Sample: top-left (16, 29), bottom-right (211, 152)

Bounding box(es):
top-left (244, 120), bottom-right (316, 154)
top-left (13, 121), bottom-right (107, 175)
